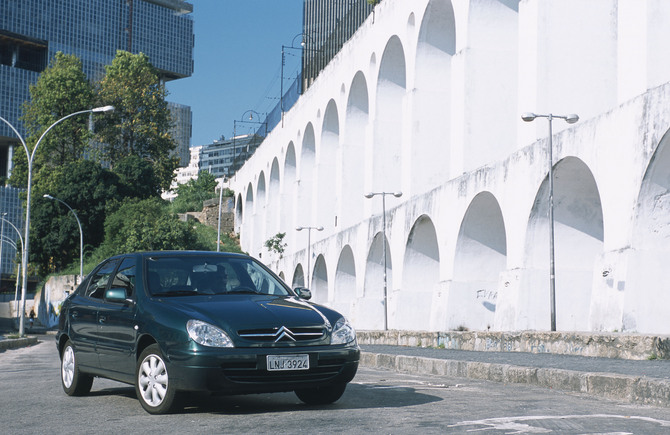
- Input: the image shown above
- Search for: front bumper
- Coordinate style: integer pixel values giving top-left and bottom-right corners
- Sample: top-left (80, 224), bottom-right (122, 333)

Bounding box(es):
top-left (166, 344), bottom-right (360, 394)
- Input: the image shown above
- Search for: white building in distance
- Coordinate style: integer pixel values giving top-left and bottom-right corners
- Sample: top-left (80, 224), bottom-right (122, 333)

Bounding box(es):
top-left (230, 0), bottom-right (670, 334)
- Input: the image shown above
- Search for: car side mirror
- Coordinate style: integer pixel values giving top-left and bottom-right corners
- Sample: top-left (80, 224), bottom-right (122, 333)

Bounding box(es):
top-left (105, 287), bottom-right (133, 304)
top-left (294, 287), bottom-right (312, 300)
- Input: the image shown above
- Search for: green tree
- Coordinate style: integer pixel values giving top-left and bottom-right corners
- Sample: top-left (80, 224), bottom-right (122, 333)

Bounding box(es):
top-left (11, 52), bottom-right (94, 187)
top-left (113, 154), bottom-right (162, 199)
top-left (170, 171), bottom-right (219, 213)
top-left (98, 197), bottom-right (207, 256)
top-left (30, 160), bottom-right (121, 274)
top-left (95, 50), bottom-right (179, 190)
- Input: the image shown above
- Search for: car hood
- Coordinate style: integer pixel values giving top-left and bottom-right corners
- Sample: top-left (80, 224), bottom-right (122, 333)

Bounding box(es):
top-left (159, 294), bottom-right (333, 331)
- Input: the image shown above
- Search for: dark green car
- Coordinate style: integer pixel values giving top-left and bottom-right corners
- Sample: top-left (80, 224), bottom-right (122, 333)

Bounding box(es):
top-left (56, 251), bottom-right (359, 414)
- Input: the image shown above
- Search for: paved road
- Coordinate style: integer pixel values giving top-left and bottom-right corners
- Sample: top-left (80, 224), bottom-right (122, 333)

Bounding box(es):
top-left (3, 339), bottom-right (670, 434)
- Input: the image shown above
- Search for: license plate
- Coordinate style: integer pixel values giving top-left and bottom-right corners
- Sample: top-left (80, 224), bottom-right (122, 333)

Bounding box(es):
top-left (266, 354), bottom-right (309, 371)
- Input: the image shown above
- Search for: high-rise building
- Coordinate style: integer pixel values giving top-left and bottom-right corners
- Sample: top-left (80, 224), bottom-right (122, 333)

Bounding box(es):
top-left (0, 0), bottom-right (194, 284)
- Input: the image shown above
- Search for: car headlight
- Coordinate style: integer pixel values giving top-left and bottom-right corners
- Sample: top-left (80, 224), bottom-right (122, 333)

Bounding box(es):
top-left (186, 319), bottom-right (234, 348)
top-left (331, 317), bottom-right (356, 345)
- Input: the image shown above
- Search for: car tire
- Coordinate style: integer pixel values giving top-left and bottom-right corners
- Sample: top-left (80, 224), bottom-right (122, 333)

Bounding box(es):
top-left (135, 344), bottom-right (180, 414)
top-left (60, 340), bottom-right (93, 396)
top-left (295, 383), bottom-right (347, 405)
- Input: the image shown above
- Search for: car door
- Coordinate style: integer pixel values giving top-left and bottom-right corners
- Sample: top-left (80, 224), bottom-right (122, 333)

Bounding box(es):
top-left (96, 256), bottom-right (138, 380)
top-left (68, 258), bottom-right (121, 369)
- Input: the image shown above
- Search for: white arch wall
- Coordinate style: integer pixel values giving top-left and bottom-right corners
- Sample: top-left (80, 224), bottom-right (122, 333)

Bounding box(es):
top-left (232, 0), bottom-right (670, 334)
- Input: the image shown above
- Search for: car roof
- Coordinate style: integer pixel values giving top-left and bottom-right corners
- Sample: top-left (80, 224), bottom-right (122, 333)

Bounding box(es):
top-left (114, 251), bottom-right (250, 260)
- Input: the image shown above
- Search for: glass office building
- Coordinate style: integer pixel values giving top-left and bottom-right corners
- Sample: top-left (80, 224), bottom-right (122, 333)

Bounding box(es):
top-left (0, 0), bottom-right (193, 283)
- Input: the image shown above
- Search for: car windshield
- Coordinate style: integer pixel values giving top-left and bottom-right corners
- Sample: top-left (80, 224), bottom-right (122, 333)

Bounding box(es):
top-left (146, 255), bottom-right (291, 297)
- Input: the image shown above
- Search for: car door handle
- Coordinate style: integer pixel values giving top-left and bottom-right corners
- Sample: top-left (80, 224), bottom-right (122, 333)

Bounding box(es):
top-left (71, 311), bottom-right (79, 319)
top-left (99, 315), bottom-right (107, 324)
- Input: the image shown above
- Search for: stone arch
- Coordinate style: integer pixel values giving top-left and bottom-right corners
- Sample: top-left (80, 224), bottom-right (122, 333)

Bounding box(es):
top-left (292, 263), bottom-right (305, 288)
top-left (362, 232), bottom-right (391, 330)
top-left (298, 123), bottom-right (316, 225)
top-left (627, 129), bottom-right (670, 333)
top-left (398, 215), bottom-right (440, 330)
top-left (268, 158), bottom-right (281, 236)
top-left (333, 245), bottom-right (356, 319)
top-left (412, 0), bottom-right (456, 193)
top-left (450, 192), bottom-right (507, 331)
top-left (312, 254), bottom-right (328, 304)
top-left (373, 36), bottom-right (406, 212)
top-left (342, 71), bottom-right (369, 228)
top-left (522, 157), bottom-right (604, 331)
top-left (317, 99), bottom-right (339, 229)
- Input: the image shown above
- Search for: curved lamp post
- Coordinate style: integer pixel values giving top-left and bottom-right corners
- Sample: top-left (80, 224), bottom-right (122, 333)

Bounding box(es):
top-left (365, 191), bottom-right (402, 331)
top-left (0, 216), bottom-right (24, 316)
top-left (521, 112), bottom-right (579, 331)
top-left (1, 105), bottom-right (114, 336)
top-left (295, 225), bottom-right (323, 288)
top-left (43, 194), bottom-right (84, 279)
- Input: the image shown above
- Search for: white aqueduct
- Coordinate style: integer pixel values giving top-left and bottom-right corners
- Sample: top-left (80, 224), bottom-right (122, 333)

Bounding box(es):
top-left (229, 0), bottom-right (670, 334)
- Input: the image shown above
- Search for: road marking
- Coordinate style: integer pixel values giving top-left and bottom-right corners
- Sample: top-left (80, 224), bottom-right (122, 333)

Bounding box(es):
top-left (449, 414), bottom-right (670, 433)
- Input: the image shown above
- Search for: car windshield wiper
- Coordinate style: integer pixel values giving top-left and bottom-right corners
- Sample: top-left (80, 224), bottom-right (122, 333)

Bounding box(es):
top-left (226, 287), bottom-right (259, 295)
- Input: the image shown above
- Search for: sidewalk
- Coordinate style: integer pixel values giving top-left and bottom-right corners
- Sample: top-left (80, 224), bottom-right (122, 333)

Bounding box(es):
top-left (359, 331), bottom-right (670, 408)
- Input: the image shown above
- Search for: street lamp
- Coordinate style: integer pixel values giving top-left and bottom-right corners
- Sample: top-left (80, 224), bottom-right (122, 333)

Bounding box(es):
top-left (364, 191), bottom-right (403, 331)
top-left (521, 112), bottom-right (579, 331)
top-left (43, 194), bottom-right (84, 279)
top-left (0, 216), bottom-right (24, 316)
top-left (295, 225), bottom-right (323, 288)
top-left (232, 110), bottom-right (267, 178)
top-left (0, 105), bottom-right (114, 336)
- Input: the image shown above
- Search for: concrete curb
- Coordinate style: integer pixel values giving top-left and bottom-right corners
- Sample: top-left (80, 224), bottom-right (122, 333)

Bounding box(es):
top-left (360, 352), bottom-right (670, 408)
top-left (0, 336), bottom-right (38, 351)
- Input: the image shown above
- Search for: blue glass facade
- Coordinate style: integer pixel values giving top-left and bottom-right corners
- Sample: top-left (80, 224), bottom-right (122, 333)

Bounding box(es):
top-left (0, 0), bottom-right (193, 150)
top-left (0, 0), bottom-right (193, 282)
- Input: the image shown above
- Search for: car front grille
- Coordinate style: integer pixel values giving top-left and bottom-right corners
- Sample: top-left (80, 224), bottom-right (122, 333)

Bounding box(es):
top-left (237, 326), bottom-right (325, 344)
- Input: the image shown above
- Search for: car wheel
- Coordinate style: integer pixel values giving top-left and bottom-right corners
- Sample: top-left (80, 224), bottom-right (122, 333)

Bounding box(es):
top-left (135, 344), bottom-right (179, 414)
top-left (295, 383), bottom-right (347, 405)
top-left (60, 340), bottom-right (93, 396)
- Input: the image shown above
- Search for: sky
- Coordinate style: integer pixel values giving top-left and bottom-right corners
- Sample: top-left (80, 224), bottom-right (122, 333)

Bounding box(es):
top-left (166, 0), bottom-right (304, 147)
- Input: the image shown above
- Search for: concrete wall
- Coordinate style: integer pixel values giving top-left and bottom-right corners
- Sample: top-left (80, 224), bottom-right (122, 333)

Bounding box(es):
top-left (230, 0), bottom-right (670, 334)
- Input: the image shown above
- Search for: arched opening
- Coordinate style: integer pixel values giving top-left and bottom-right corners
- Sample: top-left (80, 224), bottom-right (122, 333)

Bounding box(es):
top-left (267, 158), bottom-right (281, 237)
top-left (462, 0), bottom-right (518, 171)
top-left (522, 157), bottom-right (604, 331)
top-left (342, 71), bottom-right (369, 228)
top-left (282, 142), bottom-right (297, 248)
top-left (627, 129), bottom-right (670, 333)
top-left (242, 183), bottom-right (254, 252)
top-left (451, 192), bottom-right (507, 331)
top-left (362, 232), bottom-right (391, 330)
top-left (399, 215), bottom-right (440, 330)
top-left (298, 124), bottom-right (316, 226)
top-left (373, 36), bottom-right (406, 213)
top-left (334, 245), bottom-right (356, 319)
top-left (254, 171), bottom-right (267, 257)
top-left (317, 100), bottom-right (339, 229)
top-left (235, 193), bottom-right (243, 235)
top-left (412, 0), bottom-right (456, 193)
top-left (292, 264), bottom-right (305, 288)
top-left (312, 254), bottom-right (328, 304)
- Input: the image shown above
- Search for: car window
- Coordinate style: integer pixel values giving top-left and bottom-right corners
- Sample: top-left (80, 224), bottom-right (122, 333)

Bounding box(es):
top-left (145, 255), bottom-right (290, 297)
top-left (85, 258), bottom-right (121, 299)
top-left (110, 257), bottom-right (136, 298)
